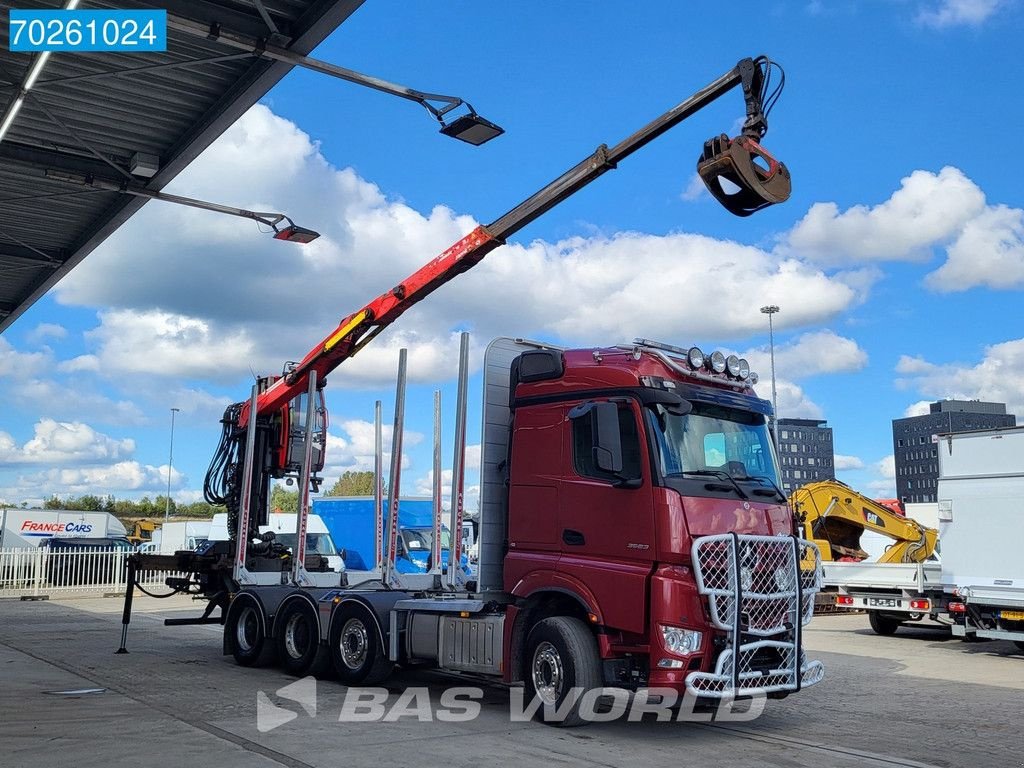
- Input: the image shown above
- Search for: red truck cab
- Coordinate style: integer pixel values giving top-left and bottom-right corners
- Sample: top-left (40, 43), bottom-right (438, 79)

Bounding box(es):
top-left (488, 337), bottom-right (822, 702)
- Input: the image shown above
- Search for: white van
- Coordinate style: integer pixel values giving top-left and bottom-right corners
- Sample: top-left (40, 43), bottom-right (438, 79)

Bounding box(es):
top-left (209, 512), bottom-right (343, 572)
top-left (0, 510), bottom-right (128, 549)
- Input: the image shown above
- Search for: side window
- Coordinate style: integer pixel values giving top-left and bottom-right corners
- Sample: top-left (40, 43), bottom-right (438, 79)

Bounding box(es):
top-left (572, 403), bottom-right (642, 482)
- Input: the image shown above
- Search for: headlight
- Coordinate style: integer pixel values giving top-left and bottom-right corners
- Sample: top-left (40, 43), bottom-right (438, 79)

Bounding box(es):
top-left (660, 625), bottom-right (703, 655)
top-left (687, 346), bottom-right (705, 369)
top-left (709, 350), bottom-right (726, 373)
top-left (726, 354), bottom-right (741, 377)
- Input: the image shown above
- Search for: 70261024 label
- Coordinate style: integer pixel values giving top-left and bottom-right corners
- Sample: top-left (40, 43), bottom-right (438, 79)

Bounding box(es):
top-left (8, 9), bottom-right (167, 53)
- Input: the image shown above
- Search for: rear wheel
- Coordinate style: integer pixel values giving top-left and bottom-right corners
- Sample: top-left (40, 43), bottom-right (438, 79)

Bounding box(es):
top-left (523, 616), bottom-right (601, 727)
top-left (329, 603), bottom-right (392, 685)
top-left (276, 599), bottom-right (329, 677)
top-left (226, 599), bottom-right (275, 667)
top-left (868, 611), bottom-right (902, 636)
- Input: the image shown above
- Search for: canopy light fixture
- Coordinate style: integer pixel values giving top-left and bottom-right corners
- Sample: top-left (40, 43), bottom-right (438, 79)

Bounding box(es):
top-left (438, 108), bottom-right (505, 146)
top-left (44, 169), bottom-right (320, 244)
top-left (273, 219), bottom-right (320, 244)
top-left (165, 14), bottom-right (504, 146)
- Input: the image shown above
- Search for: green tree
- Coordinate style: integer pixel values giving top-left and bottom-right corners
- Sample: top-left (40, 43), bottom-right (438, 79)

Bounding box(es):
top-left (270, 484), bottom-right (300, 512)
top-left (325, 470), bottom-right (383, 497)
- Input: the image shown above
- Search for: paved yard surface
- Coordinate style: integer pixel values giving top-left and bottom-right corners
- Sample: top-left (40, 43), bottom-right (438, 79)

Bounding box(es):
top-left (1, 596), bottom-right (1020, 768)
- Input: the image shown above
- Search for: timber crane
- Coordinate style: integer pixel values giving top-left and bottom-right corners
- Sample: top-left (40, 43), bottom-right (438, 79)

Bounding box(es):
top-left (791, 479), bottom-right (939, 563)
top-left (125, 55), bottom-right (793, 628)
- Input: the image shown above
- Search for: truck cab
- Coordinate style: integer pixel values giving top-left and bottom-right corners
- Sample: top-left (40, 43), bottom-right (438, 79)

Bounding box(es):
top-left (478, 338), bottom-right (821, 699)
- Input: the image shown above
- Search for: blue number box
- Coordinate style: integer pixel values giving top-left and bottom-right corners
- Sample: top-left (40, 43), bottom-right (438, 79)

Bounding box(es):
top-left (8, 9), bottom-right (167, 53)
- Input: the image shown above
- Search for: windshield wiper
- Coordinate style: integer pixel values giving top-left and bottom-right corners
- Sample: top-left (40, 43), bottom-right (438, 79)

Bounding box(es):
top-left (737, 474), bottom-right (787, 502)
top-left (676, 470), bottom-right (749, 499)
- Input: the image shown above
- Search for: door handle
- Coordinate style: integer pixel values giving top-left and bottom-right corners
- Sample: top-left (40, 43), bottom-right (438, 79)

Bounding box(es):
top-left (562, 529), bottom-right (585, 546)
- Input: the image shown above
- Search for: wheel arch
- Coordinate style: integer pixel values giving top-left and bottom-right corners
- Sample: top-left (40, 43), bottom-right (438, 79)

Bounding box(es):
top-left (506, 587), bottom-right (597, 683)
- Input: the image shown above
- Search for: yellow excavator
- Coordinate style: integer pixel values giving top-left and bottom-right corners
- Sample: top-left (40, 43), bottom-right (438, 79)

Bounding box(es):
top-left (125, 519), bottom-right (159, 546)
top-left (790, 480), bottom-right (938, 564)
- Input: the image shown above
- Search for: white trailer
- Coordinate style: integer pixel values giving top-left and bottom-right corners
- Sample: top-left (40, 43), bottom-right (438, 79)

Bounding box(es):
top-left (938, 426), bottom-right (1024, 648)
top-left (0, 509), bottom-right (128, 549)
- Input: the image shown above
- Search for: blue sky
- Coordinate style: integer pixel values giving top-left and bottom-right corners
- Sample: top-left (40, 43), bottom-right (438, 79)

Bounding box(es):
top-left (2, 0), bottom-right (1023, 509)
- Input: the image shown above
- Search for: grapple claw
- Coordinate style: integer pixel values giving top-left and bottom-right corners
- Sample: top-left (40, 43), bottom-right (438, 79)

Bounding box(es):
top-left (697, 134), bottom-right (791, 217)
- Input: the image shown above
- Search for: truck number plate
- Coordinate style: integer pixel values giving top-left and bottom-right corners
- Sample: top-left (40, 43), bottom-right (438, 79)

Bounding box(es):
top-left (1001, 610), bottom-right (1024, 621)
top-left (869, 598), bottom-right (898, 608)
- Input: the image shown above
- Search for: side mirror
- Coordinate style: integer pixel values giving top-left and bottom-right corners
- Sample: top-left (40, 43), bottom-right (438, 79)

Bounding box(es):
top-left (570, 401), bottom-right (623, 474)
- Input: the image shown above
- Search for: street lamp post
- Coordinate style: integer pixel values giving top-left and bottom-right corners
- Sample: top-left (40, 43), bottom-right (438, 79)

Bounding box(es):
top-left (760, 305), bottom-right (780, 451)
top-left (164, 408), bottom-right (180, 523)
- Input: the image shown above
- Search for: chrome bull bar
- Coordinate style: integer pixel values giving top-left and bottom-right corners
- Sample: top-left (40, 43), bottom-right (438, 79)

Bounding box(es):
top-left (686, 533), bottom-right (824, 698)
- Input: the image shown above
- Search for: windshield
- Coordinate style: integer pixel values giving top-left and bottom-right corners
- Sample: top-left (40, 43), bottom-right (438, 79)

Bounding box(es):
top-left (648, 401), bottom-right (780, 485)
top-left (275, 532), bottom-right (338, 557)
top-left (401, 527), bottom-right (452, 554)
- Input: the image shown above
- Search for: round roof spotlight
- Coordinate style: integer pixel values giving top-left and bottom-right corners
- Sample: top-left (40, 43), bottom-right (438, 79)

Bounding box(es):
top-left (749, 371), bottom-right (759, 385)
top-left (709, 351), bottom-right (727, 374)
top-left (687, 346), bottom-right (705, 369)
top-left (737, 358), bottom-right (750, 380)
top-left (726, 354), bottom-right (741, 377)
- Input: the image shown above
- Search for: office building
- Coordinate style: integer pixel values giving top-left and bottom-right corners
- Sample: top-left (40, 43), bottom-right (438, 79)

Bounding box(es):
top-left (892, 400), bottom-right (1016, 503)
top-left (777, 418), bottom-right (835, 495)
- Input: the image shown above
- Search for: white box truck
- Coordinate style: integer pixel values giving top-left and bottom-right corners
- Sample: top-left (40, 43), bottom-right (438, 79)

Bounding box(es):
top-left (938, 426), bottom-right (1024, 649)
top-left (0, 509), bottom-right (128, 549)
top-left (146, 521), bottom-right (212, 554)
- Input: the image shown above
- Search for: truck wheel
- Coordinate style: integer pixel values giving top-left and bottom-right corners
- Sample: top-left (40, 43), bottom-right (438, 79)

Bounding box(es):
top-left (1014, 641), bottom-right (1024, 653)
top-left (329, 603), bottom-right (392, 685)
top-left (524, 616), bottom-right (601, 727)
top-left (868, 611), bottom-right (902, 636)
top-left (226, 599), bottom-right (275, 667)
top-left (276, 599), bottom-right (329, 678)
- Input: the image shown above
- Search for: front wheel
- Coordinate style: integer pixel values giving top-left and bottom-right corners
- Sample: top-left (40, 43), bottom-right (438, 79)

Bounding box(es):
top-left (868, 611), bottom-right (902, 636)
top-left (523, 616), bottom-right (601, 727)
top-left (329, 603), bottom-right (392, 685)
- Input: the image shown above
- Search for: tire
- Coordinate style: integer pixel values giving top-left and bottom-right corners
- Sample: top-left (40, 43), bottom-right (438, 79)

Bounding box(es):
top-left (1013, 641), bottom-right (1024, 653)
top-left (868, 611), bottom-right (902, 636)
top-left (225, 598), bottom-right (275, 667)
top-left (329, 603), bottom-right (393, 685)
top-left (276, 598), bottom-right (329, 678)
top-left (523, 616), bottom-right (601, 727)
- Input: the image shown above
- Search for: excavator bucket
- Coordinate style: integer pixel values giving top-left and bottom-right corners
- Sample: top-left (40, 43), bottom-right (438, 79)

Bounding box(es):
top-left (697, 134), bottom-right (791, 216)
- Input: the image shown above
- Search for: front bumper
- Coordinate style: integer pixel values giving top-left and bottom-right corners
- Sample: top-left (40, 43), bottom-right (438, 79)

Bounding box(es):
top-left (685, 533), bottom-right (824, 698)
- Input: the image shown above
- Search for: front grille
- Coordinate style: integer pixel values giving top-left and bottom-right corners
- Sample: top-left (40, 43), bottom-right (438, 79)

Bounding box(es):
top-left (686, 533), bottom-right (824, 698)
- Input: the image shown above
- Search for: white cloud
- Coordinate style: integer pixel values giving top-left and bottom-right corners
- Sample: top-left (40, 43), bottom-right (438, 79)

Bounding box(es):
top-left (16, 462), bottom-right (183, 495)
top-left (924, 205), bottom-right (1024, 292)
top-left (54, 105), bottom-right (863, 389)
top-left (4, 377), bottom-right (146, 426)
top-left (743, 330), bottom-right (868, 378)
top-left (877, 454), bottom-right (896, 480)
top-left (319, 419), bottom-right (424, 483)
top-left (895, 338), bottom-right (1024, 416)
top-left (0, 419), bottom-right (134, 465)
top-left (917, 0), bottom-right (1004, 27)
top-left (903, 400), bottom-right (933, 417)
top-left (26, 323), bottom-right (67, 344)
top-left (783, 167), bottom-right (985, 265)
top-left (680, 173), bottom-right (707, 202)
top-left (0, 337), bottom-right (51, 379)
top-left (833, 454), bottom-right (865, 470)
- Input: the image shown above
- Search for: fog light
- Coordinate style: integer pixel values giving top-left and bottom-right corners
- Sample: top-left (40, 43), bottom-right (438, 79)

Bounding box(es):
top-left (739, 565), bottom-right (753, 592)
top-left (709, 351), bottom-right (726, 373)
top-left (660, 625), bottom-right (702, 655)
top-left (726, 354), bottom-right (741, 377)
top-left (687, 346), bottom-right (705, 369)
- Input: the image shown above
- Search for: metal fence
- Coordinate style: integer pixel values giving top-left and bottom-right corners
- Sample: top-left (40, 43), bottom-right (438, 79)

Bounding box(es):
top-left (0, 546), bottom-right (184, 599)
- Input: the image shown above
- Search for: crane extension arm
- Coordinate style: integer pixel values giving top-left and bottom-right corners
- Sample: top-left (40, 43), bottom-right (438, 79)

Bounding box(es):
top-left (791, 480), bottom-right (939, 563)
top-left (240, 55), bottom-right (789, 424)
